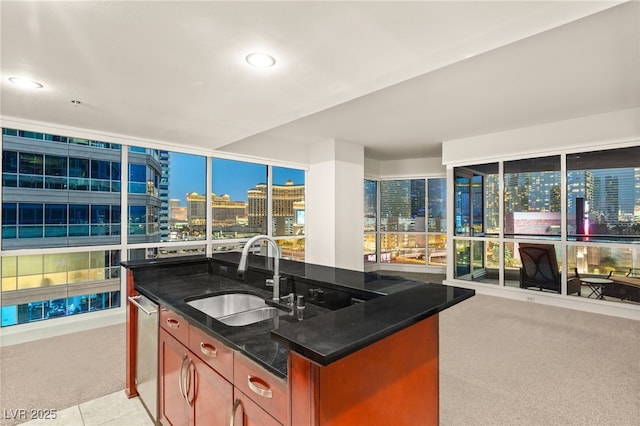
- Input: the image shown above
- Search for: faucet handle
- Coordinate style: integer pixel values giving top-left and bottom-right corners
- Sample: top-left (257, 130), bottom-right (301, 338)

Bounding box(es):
top-left (308, 288), bottom-right (325, 303)
top-left (296, 295), bottom-right (305, 308)
top-left (280, 292), bottom-right (295, 306)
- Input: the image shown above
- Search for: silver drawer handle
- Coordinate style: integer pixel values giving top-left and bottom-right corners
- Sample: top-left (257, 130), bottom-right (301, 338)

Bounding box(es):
top-left (200, 342), bottom-right (217, 358)
top-left (166, 318), bottom-right (180, 329)
top-left (178, 354), bottom-right (188, 403)
top-left (247, 375), bottom-right (273, 398)
top-left (229, 399), bottom-right (242, 426)
top-left (185, 358), bottom-right (194, 407)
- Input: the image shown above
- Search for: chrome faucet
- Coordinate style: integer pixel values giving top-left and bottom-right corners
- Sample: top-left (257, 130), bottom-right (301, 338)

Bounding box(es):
top-left (237, 235), bottom-right (281, 302)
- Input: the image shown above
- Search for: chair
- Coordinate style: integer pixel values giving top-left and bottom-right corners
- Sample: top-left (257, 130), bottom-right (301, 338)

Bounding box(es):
top-left (601, 268), bottom-right (640, 302)
top-left (518, 243), bottom-right (579, 295)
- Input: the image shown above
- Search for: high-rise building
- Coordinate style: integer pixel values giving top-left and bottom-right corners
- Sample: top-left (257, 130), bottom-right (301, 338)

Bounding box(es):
top-left (364, 179), bottom-right (377, 233)
top-left (505, 171), bottom-right (562, 214)
top-left (605, 175), bottom-right (620, 224)
top-left (248, 183), bottom-right (267, 230)
top-left (212, 194), bottom-right (247, 227)
top-left (159, 151), bottom-right (170, 241)
top-left (247, 180), bottom-right (305, 236)
top-left (379, 179), bottom-right (425, 232)
top-left (635, 168), bottom-right (640, 221)
top-left (0, 129), bottom-right (153, 326)
top-left (126, 146), bottom-right (162, 244)
top-left (483, 174), bottom-right (500, 234)
top-left (380, 180), bottom-right (411, 222)
top-left (566, 170), bottom-right (595, 233)
top-left (186, 192), bottom-right (207, 234)
top-left (2, 129), bottom-right (123, 250)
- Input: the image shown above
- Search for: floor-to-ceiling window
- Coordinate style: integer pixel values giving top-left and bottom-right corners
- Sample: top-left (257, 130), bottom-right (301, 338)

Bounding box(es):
top-left (127, 146), bottom-right (161, 244)
top-left (364, 179), bottom-right (377, 264)
top-left (210, 158), bottom-right (267, 251)
top-left (503, 156), bottom-right (562, 289)
top-left (380, 179), bottom-right (426, 265)
top-left (453, 163), bottom-right (499, 282)
top-left (427, 178), bottom-right (447, 266)
top-left (1, 128), bottom-right (307, 328)
top-left (364, 177), bottom-right (447, 270)
top-left (208, 159), bottom-right (305, 260)
top-left (271, 166), bottom-right (305, 261)
top-left (565, 146), bottom-right (640, 302)
top-left (452, 146), bottom-right (640, 306)
top-left (127, 148), bottom-right (207, 260)
top-left (1, 129), bottom-right (122, 326)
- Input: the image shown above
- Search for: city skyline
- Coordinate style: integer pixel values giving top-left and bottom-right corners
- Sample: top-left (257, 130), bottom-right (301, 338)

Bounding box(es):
top-left (169, 153), bottom-right (305, 205)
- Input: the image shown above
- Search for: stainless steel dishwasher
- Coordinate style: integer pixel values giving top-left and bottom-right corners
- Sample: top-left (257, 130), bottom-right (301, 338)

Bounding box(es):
top-left (128, 294), bottom-right (159, 422)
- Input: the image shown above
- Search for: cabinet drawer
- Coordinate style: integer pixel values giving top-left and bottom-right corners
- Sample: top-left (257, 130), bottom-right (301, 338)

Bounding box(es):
top-left (234, 353), bottom-right (287, 425)
top-left (159, 307), bottom-right (189, 344)
top-left (188, 324), bottom-right (233, 382)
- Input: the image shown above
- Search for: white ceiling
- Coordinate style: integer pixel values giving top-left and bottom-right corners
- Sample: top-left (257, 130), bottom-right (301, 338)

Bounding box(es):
top-left (1, 1), bottom-right (638, 162)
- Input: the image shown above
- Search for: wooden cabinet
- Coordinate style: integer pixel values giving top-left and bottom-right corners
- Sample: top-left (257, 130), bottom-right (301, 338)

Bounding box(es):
top-left (191, 354), bottom-right (233, 426)
top-left (230, 390), bottom-right (282, 426)
top-left (160, 307), bottom-right (189, 343)
top-left (159, 328), bottom-right (190, 426)
top-left (159, 307), bottom-right (284, 426)
top-left (188, 323), bottom-right (233, 382)
top-left (289, 314), bottom-right (440, 426)
top-left (233, 353), bottom-right (287, 425)
top-left (159, 329), bottom-right (233, 426)
top-left (153, 303), bottom-right (442, 426)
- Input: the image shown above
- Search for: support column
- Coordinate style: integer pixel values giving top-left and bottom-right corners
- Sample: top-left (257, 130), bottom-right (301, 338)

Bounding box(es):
top-left (306, 139), bottom-right (364, 271)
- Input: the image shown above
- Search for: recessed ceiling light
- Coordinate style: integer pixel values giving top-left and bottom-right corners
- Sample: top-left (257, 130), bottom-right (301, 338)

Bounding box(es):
top-left (245, 52), bottom-right (276, 68)
top-left (8, 77), bottom-right (43, 89)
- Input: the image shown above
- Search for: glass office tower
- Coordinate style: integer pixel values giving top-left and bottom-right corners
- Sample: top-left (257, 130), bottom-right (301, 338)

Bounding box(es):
top-left (0, 129), bottom-right (161, 326)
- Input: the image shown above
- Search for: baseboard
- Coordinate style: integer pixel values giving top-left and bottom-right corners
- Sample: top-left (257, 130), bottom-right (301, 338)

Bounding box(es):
top-left (0, 307), bottom-right (126, 347)
top-left (371, 264), bottom-right (446, 274)
top-left (443, 279), bottom-right (640, 321)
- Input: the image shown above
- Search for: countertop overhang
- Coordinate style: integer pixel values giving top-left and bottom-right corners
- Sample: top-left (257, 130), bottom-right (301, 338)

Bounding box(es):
top-left (271, 284), bottom-right (473, 365)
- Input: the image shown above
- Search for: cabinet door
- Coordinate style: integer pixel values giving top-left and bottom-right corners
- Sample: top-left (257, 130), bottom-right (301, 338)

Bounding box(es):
top-left (190, 355), bottom-right (233, 426)
top-left (231, 390), bottom-right (282, 426)
top-left (159, 329), bottom-right (190, 426)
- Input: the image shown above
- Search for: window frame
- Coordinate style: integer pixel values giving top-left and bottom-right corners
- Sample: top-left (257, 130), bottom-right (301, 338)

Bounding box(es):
top-left (365, 176), bottom-right (447, 269)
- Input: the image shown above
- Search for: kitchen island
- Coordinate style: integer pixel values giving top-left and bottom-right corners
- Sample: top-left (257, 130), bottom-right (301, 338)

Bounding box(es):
top-left (123, 253), bottom-right (474, 426)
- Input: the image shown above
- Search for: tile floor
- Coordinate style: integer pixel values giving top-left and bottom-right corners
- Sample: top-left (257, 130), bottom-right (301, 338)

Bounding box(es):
top-left (19, 391), bottom-right (155, 426)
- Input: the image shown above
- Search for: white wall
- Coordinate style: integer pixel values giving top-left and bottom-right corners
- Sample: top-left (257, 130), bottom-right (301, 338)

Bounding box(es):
top-left (379, 156), bottom-right (445, 178)
top-left (216, 132), bottom-right (311, 165)
top-left (306, 139), bottom-right (364, 271)
top-left (442, 107), bottom-right (640, 165)
top-left (365, 156), bottom-right (445, 178)
top-left (364, 157), bottom-right (380, 177)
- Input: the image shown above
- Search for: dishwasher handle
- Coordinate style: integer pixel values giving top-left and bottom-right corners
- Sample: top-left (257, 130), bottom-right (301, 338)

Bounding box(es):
top-left (128, 295), bottom-right (158, 316)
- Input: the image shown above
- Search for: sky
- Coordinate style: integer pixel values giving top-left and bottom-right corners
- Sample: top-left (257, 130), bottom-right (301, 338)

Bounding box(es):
top-left (168, 153), bottom-right (304, 205)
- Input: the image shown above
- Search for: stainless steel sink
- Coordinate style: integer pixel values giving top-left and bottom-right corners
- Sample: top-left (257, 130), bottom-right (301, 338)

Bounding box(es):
top-left (187, 293), bottom-right (266, 318)
top-left (186, 293), bottom-right (288, 326)
top-left (217, 307), bottom-right (283, 326)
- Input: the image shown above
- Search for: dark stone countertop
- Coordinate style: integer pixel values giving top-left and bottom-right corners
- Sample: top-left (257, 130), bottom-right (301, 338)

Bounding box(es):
top-left (271, 284), bottom-right (472, 365)
top-left (123, 260), bottom-right (327, 379)
top-left (122, 253), bottom-right (474, 378)
top-left (208, 252), bottom-right (431, 298)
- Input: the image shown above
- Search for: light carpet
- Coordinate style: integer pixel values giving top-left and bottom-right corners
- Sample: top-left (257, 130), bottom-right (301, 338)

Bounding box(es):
top-left (0, 295), bottom-right (638, 426)
top-left (439, 294), bottom-right (640, 425)
top-left (0, 324), bottom-right (124, 426)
